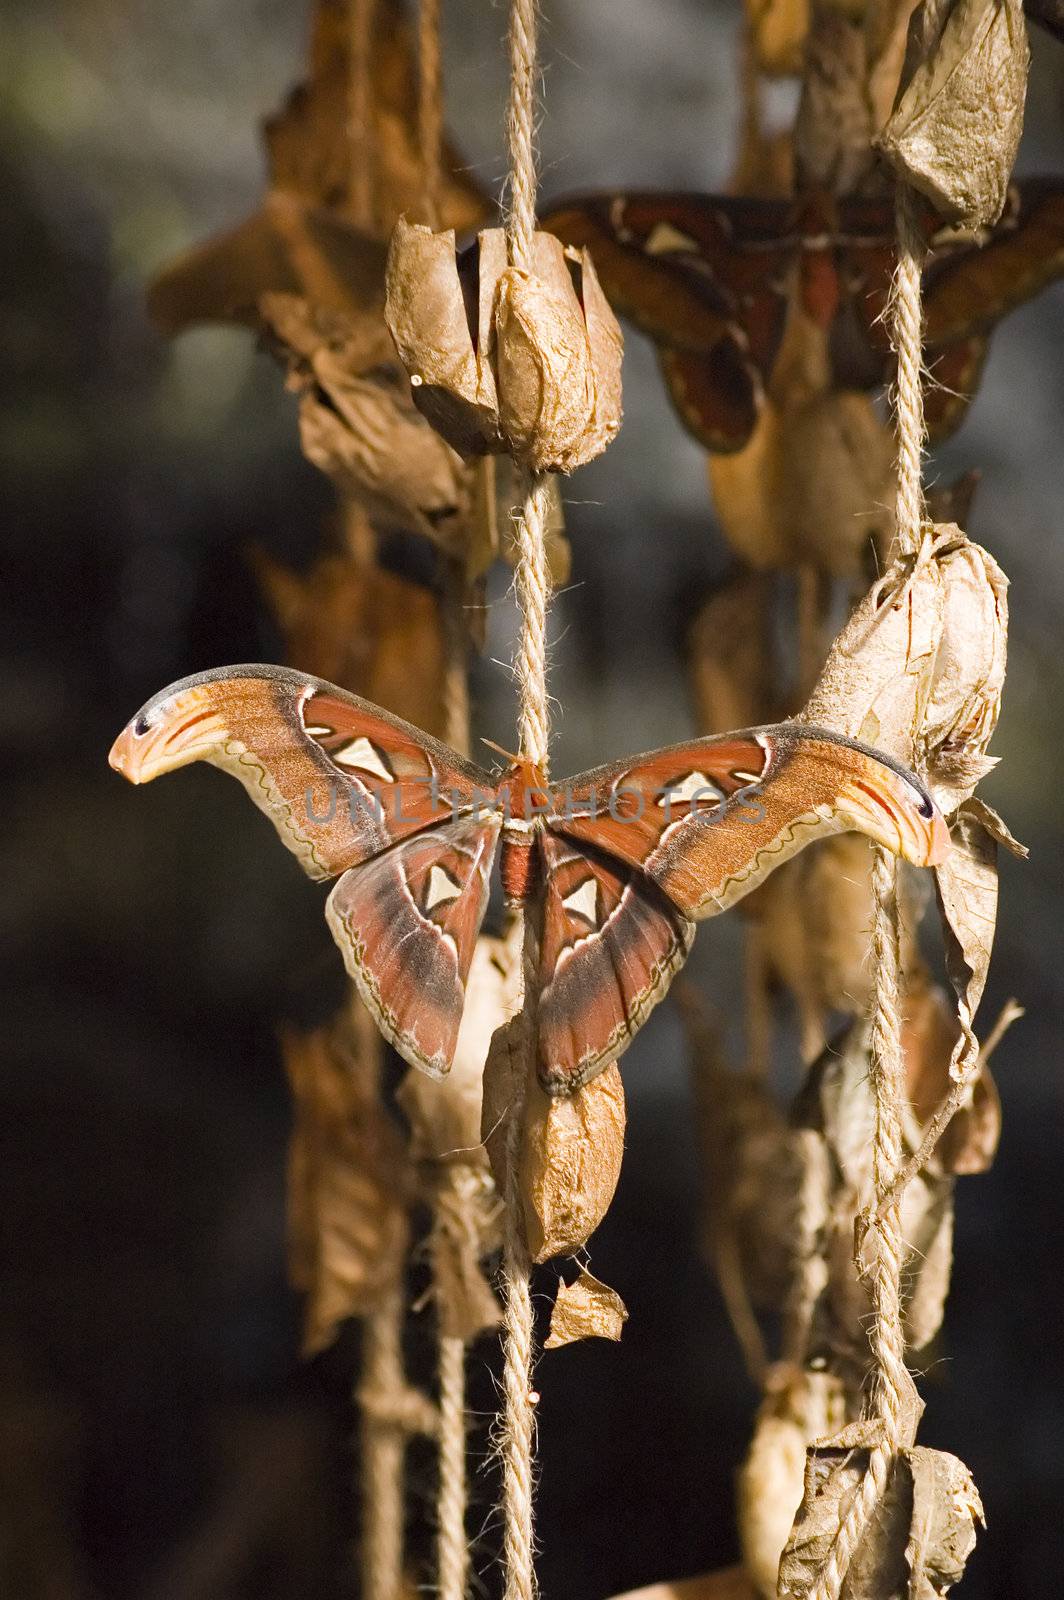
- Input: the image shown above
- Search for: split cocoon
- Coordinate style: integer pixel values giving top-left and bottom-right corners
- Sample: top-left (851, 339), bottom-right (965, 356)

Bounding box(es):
top-left (385, 221), bottom-right (623, 473)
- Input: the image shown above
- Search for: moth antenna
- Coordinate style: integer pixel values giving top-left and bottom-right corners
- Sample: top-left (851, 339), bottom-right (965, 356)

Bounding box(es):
top-left (481, 736), bottom-right (523, 764)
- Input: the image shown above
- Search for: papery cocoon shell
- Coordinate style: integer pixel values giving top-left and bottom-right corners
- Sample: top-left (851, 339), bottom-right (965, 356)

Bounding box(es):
top-left (879, 0), bottom-right (1029, 227)
top-left (545, 1268), bottom-right (628, 1348)
top-left (922, 532), bottom-right (1008, 812)
top-left (745, 0), bottom-right (811, 76)
top-left (738, 1371), bottom-right (847, 1598)
top-left (480, 1021), bottom-right (626, 1261)
top-left (386, 220), bottom-right (622, 472)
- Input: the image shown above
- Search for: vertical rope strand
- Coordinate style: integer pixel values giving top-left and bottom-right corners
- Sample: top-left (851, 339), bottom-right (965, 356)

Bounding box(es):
top-left (347, 0), bottom-right (376, 229)
top-left (418, 0), bottom-right (444, 229)
top-left (360, 1280), bottom-right (407, 1600)
top-left (888, 187), bottom-right (928, 558)
top-left (505, 0), bottom-right (539, 273)
top-left (437, 1328), bottom-right (468, 1600)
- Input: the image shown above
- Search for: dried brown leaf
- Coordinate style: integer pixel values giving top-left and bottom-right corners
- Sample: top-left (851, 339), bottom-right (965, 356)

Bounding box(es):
top-left (795, 11), bottom-right (878, 195)
top-left (263, 0), bottom-right (488, 236)
top-left (148, 193), bottom-right (388, 333)
top-left (906, 1447), bottom-right (985, 1598)
top-left (933, 800), bottom-right (1002, 1035)
top-left (283, 998), bottom-right (411, 1354)
top-left (880, 0), bottom-right (1029, 227)
top-left (386, 223), bottom-right (622, 473)
top-left (258, 293), bottom-right (475, 551)
top-left (545, 1269), bottom-right (628, 1348)
top-left (781, 1435), bottom-right (979, 1600)
top-left (903, 981), bottom-right (1002, 1176)
top-left (251, 549), bottom-right (450, 739)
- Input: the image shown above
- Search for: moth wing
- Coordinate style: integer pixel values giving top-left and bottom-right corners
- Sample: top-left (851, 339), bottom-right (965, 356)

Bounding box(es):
top-left (326, 811), bottom-right (502, 1079)
top-left (551, 726), bottom-right (948, 921)
top-left (536, 833), bottom-right (694, 1095)
top-left (109, 663), bottom-right (495, 881)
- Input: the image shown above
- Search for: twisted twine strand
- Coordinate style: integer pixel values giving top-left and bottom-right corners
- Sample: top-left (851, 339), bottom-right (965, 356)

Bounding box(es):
top-left (500, 7), bottom-right (551, 1594)
top-left (347, 0), bottom-right (376, 229)
top-left (887, 184), bottom-right (928, 559)
top-left (359, 1281), bottom-right (409, 1600)
top-left (431, 1165), bottom-right (490, 1600)
top-left (807, 849), bottom-right (909, 1600)
top-left (418, 0), bottom-right (443, 229)
top-left (506, 0), bottom-right (539, 273)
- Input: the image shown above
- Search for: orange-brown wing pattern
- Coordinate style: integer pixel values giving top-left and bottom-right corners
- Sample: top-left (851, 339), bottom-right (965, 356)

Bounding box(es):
top-left (326, 812), bottom-right (501, 1079)
top-left (551, 725), bottom-right (949, 922)
top-left (535, 833), bottom-right (694, 1095)
top-left (109, 664), bottom-right (494, 881)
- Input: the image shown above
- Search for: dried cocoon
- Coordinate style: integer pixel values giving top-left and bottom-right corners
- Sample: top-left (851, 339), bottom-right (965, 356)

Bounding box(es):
top-left (880, 0), bottom-right (1029, 227)
top-left (738, 1371), bottom-right (848, 1598)
top-left (687, 571), bottom-right (776, 735)
top-left (386, 221), bottom-right (622, 472)
top-left (480, 1022), bottom-right (626, 1261)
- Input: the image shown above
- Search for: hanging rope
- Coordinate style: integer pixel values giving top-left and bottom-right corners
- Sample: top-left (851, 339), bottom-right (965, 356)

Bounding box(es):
top-left (418, 0), bottom-right (444, 230)
top-left (359, 1278), bottom-right (409, 1600)
top-left (498, 7), bottom-right (552, 1599)
top-left (347, 0), bottom-right (377, 229)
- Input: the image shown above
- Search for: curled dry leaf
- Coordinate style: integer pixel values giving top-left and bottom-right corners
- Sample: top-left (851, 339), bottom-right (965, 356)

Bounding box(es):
top-left (779, 1436), bottom-right (979, 1600)
top-left (385, 222), bottom-right (623, 472)
top-left (934, 796), bottom-right (1026, 1040)
top-left (147, 192), bottom-right (387, 333)
top-left (880, 0), bottom-right (1029, 227)
top-left (251, 548), bottom-right (450, 740)
top-left (545, 1268), bottom-right (629, 1349)
top-left (264, 0), bottom-right (487, 235)
top-left (737, 1369), bottom-right (848, 1598)
top-left (903, 979), bottom-right (1001, 1176)
top-left (258, 293), bottom-right (476, 553)
top-left (282, 998), bottom-right (412, 1355)
top-left (481, 1019), bottom-right (626, 1262)
top-left (608, 1567), bottom-right (757, 1600)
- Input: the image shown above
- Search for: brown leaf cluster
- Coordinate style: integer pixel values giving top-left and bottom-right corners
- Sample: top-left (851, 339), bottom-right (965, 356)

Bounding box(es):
top-left (386, 223), bottom-right (623, 472)
top-left (779, 1439), bottom-right (983, 1599)
top-left (252, 546), bottom-right (450, 739)
top-left (259, 293), bottom-right (477, 553)
top-left (283, 998), bottom-right (412, 1356)
top-left (481, 1019), bottom-right (626, 1262)
top-left (880, 0), bottom-right (1030, 227)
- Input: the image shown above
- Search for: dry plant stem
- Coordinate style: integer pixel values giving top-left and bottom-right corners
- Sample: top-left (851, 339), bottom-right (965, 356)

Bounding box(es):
top-left (807, 849), bottom-right (909, 1600)
top-left (360, 1281), bottom-right (407, 1600)
top-left (347, 0), bottom-right (376, 229)
top-left (875, 998), bottom-right (1024, 1222)
top-left (418, 0), bottom-right (443, 228)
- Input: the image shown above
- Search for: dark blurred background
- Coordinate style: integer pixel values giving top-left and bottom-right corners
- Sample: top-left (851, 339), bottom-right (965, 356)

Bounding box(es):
top-left (1, 1), bottom-right (1062, 1596)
